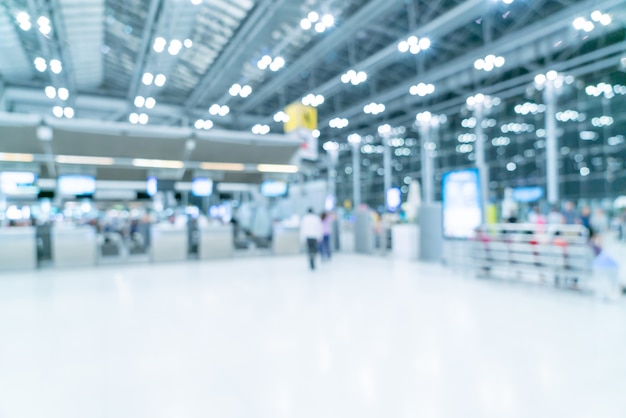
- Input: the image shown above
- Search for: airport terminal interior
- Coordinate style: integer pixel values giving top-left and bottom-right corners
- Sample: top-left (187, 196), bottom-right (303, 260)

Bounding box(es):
top-left (1, 0), bottom-right (626, 416)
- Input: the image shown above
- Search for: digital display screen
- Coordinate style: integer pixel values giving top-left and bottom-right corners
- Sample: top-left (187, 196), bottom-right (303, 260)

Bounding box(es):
top-left (442, 168), bottom-right (482, 239)
top-left (512, 186), bottom-right (544, 203)
top-left (58, 175), bottom-right (96, 196)
top-left (386, 188), bottom-right (402, 212)
top-left (191, 178), bottom-right (213, 197)
top-left (261, 180), bottom-right (288, 197)
top-left (0, 172), bottom-right (39, 196)
top-left (146, 176), bottom-right (157, 196)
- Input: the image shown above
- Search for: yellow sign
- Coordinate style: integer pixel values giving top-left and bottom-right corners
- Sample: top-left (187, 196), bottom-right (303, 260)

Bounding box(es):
top-left (284, 103), bottom-right (317, 133)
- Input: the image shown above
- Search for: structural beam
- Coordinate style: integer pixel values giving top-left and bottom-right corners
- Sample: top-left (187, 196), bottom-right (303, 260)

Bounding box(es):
top-left (238, 0), bottom-right (405, 113)
top-left (127, 0), bottom-right (164, 101)
top-left (184, 0), bottom-right (285, 109)
top-left (319, 0), bottom-right (624, 128)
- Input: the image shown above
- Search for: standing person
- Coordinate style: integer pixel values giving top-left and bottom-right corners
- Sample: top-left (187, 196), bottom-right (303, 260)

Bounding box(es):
top-left (320, 212), bottom-right (333, 261)
top-left (547, 205), bottom-right (564, 225)
top-left (300, 208), bottom-right (323, 270)
top-left (580, 206), bottom-right (592, 231)
top-left (562, 201), bottom-right (578, 225)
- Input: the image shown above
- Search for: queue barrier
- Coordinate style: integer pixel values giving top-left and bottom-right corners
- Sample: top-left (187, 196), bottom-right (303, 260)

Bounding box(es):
top-left (472, 224), bottom-right (594, 289)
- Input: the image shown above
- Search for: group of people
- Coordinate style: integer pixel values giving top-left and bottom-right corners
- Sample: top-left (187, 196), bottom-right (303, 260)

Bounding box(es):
top-left (299, 208), bottom-right (333, 270)
top-left (521, 202), bottom-right (609, 234)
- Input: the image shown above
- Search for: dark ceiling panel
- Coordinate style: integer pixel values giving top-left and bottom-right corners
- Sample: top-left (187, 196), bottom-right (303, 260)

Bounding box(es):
top-left (0, 126), bottom-right (46, 154)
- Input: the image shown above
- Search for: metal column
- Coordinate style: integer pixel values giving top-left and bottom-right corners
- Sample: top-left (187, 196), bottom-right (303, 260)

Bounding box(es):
top-left (544, 82), bottom-right (559, 205)
top-left (474, 105), bottom-right (489, 220)
top-left (383, 134), bottom-right (392, 210)
top-left (420, 122), bottom-right (434, 205)
top-left (351, 142), bottom-right (361, 207)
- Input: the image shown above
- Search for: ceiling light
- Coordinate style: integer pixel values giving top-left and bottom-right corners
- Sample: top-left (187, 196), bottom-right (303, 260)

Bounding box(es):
top-left (300, 18), bottom-right (312, 30)
top-left (58, 88), bottom-right (69, 101)
top-left (142, 72), bottom-right (154, 85)
top-left (53, 106), bottom-right (63, 118)
top-left (322, 14), bottom-right (334, 27)
top-left (329, 117), bottom-right (349, 129)
top-left (270, 56), bottom-right (285, 72)
top-left (129, 113), bottom-right (139, 124)
top-left (153, 37), bottom-right (166, 53)
top-left (240, 85), bottom-right (252, 98)
top-left (138, 113), bottom-right (149, 125)
top-left (184, 39), bottom-right (193, 48)
top-left (363, 102), bottom-right (385, 115)
top-left (583, 21), bottom-right (594, 32)
top-left (34, 58), bottom-right (47, 72)
top-left (200, 162), bottom-right (245, 171)
top-left (45, 86), bottom-right (56, 99)
top-left (37, 16), bottom-right (49, 27)
top-left (573, 17), bottom-right (586, 30)
top-left (257, 164), bottom-right (298, 173)
top-left (323, 141), bottom-right (339, 152)
top-left (258, 55), bottom-right (271, 70)
top-left (348, 133), bottom-right (361, 144)
top-left (229, 83), bottom-right (242, 96)
top-left (312, 129), bottom-right (320, 138)
top-left (16, 12), bottom-right (30, 24)
top-left (134, 96), bottom-right (145, 108)
top-left (19, 21), bottom-right (31, 31)
top-left (506, 162), bottom-right (516, 171)
top-left (168, 39), bottom-right (182, 55)
top-left (274, 111), bottom-right (290, 123)
top-left (308, 11), bottom-right (319, 22)
top-left (50, 59), bottom-right (62, 74)
top-left (154, 74), bottom-right (166, 87)
top-left (397, 41), bottom-right (409, 53)
top-left (409, 82), bottom-right (435, 96)
top-left (55, 155), bottom-right (114, 165)
top-left (218, 105), bottom-right (229, 116)
top-left (252, 124), bottom-right (270, 135)
top-left (600, 14), bottom-right (611, 26)
top-left (315, 22), bottom-right (326, 33)
top-left (63, 107), bottom-right (74, 119)
top-left (191, 0), bottom-right (202, 4)
top-left (145, 97), bottom-right (156, 109)
top-left (0, 153), bottom-right (34, 162)
top-left (132, 159), bottom-right (184, 169)
top-left (342, 69), bottom-right (367, 85)
top-left (419, 37), bottom-right (431, 49)
top-left (194, 119), bottom-right (204, 129)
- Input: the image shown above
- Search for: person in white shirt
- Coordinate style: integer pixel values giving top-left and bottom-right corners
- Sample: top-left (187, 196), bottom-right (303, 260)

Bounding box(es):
top-left (300, 208), bottom-right (323, 270)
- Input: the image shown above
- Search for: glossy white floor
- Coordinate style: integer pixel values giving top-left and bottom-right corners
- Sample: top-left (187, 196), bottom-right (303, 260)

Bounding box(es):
top-left (1, 254), bottom-right (625, 418)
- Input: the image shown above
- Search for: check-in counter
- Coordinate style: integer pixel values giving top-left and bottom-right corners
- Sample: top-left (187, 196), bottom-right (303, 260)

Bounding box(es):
top-left (151, 224), bottom-right (188, 263)
top-left (199, 224), bottom-right (233, 259)
top-left (273, 224), bottom-right (301, 255)
top-left (391, 223), bottom-right (420, 260)
top-left (52, 225), bottom-right (98, 268)
top-left (0, 227), bottom-right (37, 270)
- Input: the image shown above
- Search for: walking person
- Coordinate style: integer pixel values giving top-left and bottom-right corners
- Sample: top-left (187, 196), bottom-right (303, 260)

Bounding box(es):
top-left (320, 212), bottom-right (333, 261)
top-left (300, 208), bottom-right (323, 270)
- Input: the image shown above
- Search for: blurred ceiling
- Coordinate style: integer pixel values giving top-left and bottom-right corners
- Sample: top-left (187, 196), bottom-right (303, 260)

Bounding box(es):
top-left (0, 0), bottom-right (625, 183)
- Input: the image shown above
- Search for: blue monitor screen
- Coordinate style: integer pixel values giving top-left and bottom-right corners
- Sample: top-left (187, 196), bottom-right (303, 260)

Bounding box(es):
top-left (261, 181), bottom-right (288, 197)
top-left (146, 176), bottom-right (157, 196)
top-left (191, 178), bottom-right (213, 197)
top-left (0, 172), bottom-right (39, 196)
top-left (512, 186), bottom-right (544, 203)
top-left (58, 175), bottom-right (96, 196)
